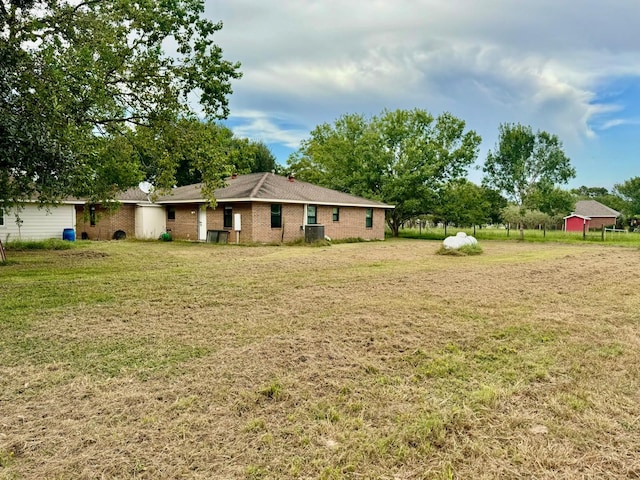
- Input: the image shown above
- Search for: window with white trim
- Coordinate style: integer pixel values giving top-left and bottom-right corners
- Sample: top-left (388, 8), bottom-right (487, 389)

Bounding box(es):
top-left (307, 205), bottom-right (317, 225)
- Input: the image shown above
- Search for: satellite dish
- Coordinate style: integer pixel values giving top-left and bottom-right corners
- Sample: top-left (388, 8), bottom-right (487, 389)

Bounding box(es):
top-left (138, 181), bottom-right (153, 194)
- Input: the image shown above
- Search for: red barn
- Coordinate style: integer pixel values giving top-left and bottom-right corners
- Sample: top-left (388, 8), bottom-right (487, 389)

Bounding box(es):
top-left (564, 214), bottom-right (590, 232)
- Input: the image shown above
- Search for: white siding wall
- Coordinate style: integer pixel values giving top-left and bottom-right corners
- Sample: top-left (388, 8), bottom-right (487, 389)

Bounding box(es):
top-left (0, 204), bottom-right (76, 241)
top-left (135, 205), bottom-right (166, 239)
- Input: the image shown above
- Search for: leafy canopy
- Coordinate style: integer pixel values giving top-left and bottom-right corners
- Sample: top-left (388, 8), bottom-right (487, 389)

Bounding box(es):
top-left (482, 123), bottom-right (575, 236)
top-left (0, 0), bottom-right (241, 208)
top-left (483, 123), bottom-right (575, 210)
top-left (432, 180), bottom-right (492, 228)
top-left (288, 109), bottom-right (481, 236)
top-left (132, 119), bottom-right (277, 193)
top-left (614, 177), bottom-right (640, 218)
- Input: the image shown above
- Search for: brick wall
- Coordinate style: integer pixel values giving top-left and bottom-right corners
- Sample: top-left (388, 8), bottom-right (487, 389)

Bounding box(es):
top-left (76, 202), bottom-right (388, 242)
top-left (250, 203), bottom-right (387, 242)
top-left (251, 203), bottom-right (305, 243)
top-left (166, 205), bottom-right (198, 240)
top-left (76, 204), bottom-right (136, 240)
top-left (206, 202), bottom-right (254, 243)
top-left (320, 206), bottom-right (386, 240)
top-left (588, 217), bottom-right (617, 230)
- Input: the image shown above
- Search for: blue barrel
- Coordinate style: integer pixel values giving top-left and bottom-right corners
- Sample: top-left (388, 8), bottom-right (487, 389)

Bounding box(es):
top-left (62, 228), bottom-right (76, 241)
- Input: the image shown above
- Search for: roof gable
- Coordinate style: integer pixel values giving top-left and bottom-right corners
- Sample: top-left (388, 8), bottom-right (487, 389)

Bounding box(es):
top-left (574, 200), bottom-right (620, 218)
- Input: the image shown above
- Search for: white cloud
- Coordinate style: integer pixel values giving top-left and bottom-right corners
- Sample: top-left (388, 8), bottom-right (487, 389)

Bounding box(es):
top-left (230, 110), bottom-right (308, 149)
top-left (205, 0), bottom-right (640, 184)
top-left (598, 118), bottom-right (640, 131)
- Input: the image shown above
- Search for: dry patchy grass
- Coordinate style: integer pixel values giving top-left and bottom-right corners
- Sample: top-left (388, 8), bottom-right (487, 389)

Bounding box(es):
top-left (1, 239), bottom-right (639, 479)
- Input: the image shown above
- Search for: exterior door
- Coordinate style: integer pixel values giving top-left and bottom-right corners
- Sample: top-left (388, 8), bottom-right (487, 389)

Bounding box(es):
top-left (198, 205), bottom-right (207, 241)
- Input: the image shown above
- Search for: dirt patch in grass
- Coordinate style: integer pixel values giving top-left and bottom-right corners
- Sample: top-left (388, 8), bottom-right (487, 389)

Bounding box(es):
top-left (1, 240), bottom-right (639, 478)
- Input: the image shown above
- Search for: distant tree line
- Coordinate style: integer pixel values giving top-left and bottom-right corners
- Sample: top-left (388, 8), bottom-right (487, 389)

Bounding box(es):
top-left (286, 112), bottom-right (640, 235)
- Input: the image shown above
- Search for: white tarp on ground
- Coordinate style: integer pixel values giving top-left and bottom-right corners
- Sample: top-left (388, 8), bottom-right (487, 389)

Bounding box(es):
top-left (443, 232), bottom-right (478, 249)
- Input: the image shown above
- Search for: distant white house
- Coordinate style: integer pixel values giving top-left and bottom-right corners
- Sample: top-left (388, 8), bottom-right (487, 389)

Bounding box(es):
top-left (0, 201), bottom-right (82, 241)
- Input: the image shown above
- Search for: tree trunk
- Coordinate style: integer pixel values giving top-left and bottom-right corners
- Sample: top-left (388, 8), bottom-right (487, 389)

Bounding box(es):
top-left (387, 218), bottom-right (400, 237)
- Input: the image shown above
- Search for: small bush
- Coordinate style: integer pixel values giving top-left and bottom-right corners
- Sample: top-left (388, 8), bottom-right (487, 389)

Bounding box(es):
top-left (331, 237), bottom-right (368, 244)
top-left (285, 237), bottom-right (306, 246)
top-left (309, 239), bottom-right (332, 247)
top-left (436, 244), bottom-right (483, 256)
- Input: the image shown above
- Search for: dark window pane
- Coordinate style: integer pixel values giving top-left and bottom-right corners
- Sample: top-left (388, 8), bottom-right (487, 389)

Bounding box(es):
top-left (365, 208), bottom-right (373, 228)
top-left (224, 206), bottom-right (233, 228)
top-left (271, 204), bottom-right (282, 228)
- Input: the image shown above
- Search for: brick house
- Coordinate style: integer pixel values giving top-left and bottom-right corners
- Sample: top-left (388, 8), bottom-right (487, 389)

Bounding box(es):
top-left (158, 173), bottom-right (393, 242)
top-left (563, 200), bottom-right (620, 232)
top-left (76, 173), bottom-right (393, 242)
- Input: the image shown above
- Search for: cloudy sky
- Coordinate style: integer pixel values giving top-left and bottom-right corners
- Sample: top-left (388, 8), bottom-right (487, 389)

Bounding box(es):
top-left (205, 0), bottom-right (640, 189)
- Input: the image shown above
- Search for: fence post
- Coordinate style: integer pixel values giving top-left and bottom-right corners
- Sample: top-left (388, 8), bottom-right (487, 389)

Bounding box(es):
top-left (602, 226), bottom-right (605, 241)
top-left (583, 222), bottom-right (586, 240)
top-left (0, 238), bottom-right (6, 262)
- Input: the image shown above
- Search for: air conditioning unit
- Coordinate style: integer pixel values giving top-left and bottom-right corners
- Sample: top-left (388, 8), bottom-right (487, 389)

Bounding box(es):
top-left (304, 224), bottom-right (325, 243)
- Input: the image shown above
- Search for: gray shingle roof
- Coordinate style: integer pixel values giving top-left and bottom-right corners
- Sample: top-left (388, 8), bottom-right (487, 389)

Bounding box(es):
top-left (574, 200), bottom-right (620, 218)
top-left (116, 187), bottom-right (151, 202)
top-left (156, 173), bottom-right (394, 208)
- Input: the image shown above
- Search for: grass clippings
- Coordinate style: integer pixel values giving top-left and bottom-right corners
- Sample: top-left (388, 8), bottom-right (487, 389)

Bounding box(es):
top-left (1, 239), bottom-right (639, 479)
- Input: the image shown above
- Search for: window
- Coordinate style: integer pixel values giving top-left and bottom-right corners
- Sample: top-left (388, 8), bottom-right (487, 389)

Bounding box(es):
top-left (167, 207), bottom-right (176, 221)
top-left (307, 205), bottom-right (317, 225)
top-left (0, 208), bottom-right (4, 226)
top-left (90, 205), bottom-right (97, 226)
top-left (365, 208), bottom-right (373, 228)
top-left (332, 207), bottom-right (340, 222)
top-left (224, 206), bottom-right (233, 228)
top-left (271, 204), bottom-right (282, 228)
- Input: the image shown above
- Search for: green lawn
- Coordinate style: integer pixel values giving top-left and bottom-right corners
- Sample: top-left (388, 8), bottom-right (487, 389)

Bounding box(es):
top-left (1, 239), bottom-right (639, 479)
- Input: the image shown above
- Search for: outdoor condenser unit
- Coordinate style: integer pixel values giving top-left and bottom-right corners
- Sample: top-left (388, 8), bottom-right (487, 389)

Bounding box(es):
top-left (304, 224), bottom-right (325, 243)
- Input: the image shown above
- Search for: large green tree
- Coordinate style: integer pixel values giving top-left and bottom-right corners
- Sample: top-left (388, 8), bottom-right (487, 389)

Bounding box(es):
top-left (432, 180), bottom-right (491, 230)
top-left (482, 123), bottom-right (575, 238)
top-left (132, 120), bottom-right (277, 196)
top-left (614, 177), bottom-right (640, 216)
top-left (529, 186), bottom-right (575, 218)
top-left (288, 109), bottom-right (481, 236)
top-left (1, 0), bottom-right (241, 208)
